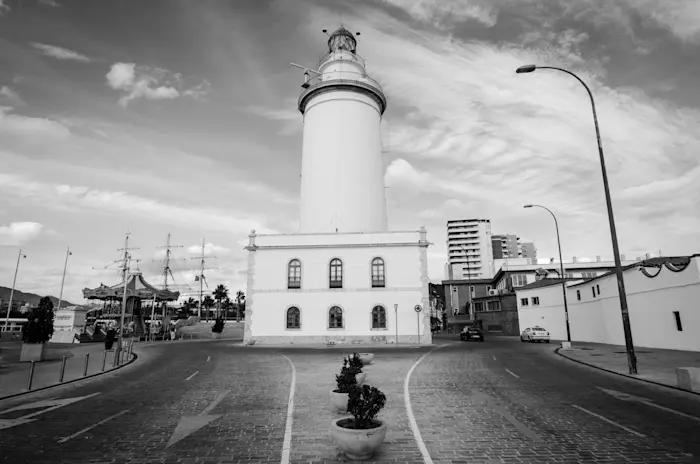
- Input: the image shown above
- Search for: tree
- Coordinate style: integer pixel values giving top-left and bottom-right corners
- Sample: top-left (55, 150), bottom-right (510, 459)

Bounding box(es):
top-left (22, 296), bottom-right (55, 344)
top-left (213, 284), bottom-right (228, 319)
top-left (234, 290), bottom-right (245, 322)
top-left (202, 295), bottom-right (214, 318)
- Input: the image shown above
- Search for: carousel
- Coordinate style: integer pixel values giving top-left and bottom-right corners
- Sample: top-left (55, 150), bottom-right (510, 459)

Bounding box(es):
top-left (82, 270), bottom-right (180, 341)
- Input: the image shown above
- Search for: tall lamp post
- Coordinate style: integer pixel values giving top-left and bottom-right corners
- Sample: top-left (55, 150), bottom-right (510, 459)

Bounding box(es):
top-left (4, 250), bottom-right (27, 331)
top-left (56, 246), bottom-right (72, 312)
top-left (516, 64), bottom-right (637, 374)
top-left (394, 303), bottom-right (399, 345)
top-left (524, 204), bottom-right (571, 348)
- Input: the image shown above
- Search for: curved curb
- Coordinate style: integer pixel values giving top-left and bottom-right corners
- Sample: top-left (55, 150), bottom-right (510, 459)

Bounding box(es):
top-left (554, 347), bottom-right (700, 397)
top-left (0, 351), bottom-right (139, 402)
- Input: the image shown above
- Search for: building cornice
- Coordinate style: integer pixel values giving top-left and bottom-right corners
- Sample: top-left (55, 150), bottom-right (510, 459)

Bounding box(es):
top-left (298, 80), bottom-right (387, 115)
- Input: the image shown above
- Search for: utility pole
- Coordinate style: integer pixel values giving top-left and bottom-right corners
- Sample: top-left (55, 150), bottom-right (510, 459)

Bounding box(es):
top-left (56, 246), bottom-right (72, 312)
top-left (4, 249), bottom-right (27, 331)
top-left (190, 238), bottom-right (217, 321)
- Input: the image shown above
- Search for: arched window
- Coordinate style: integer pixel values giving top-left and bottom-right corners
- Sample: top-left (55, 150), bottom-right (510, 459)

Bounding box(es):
top-left (329, 306), bottom-right (343, 328)
top-left (371, 305), bottom-right (386, 329)
top-left (371, 257), bottom-right (385, 288)
top-left (286, 306), bottom-right (300, 329)
top-left (329, 258), bottom-right (343, 288)
top-left (288, 259), bottom-right (301, 289)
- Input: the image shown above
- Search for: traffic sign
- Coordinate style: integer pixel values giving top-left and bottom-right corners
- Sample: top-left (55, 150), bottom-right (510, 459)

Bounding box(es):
top-left (414, 305), bottom-right (422, 313)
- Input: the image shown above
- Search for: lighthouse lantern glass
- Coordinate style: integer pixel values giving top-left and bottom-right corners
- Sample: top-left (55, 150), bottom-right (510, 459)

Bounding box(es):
top-left (327, 28), bottom-right (357, 53)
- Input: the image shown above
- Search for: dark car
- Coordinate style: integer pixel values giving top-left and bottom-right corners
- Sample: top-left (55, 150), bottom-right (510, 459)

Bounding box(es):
top-left (460, 326), bottom-right (484, 342)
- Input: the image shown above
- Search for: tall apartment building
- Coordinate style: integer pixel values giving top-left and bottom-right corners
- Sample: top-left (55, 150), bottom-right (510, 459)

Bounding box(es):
top-left (491, 234), bottom-right (520, 259)
top-left (446, 219), bottom-right (494, 280)
top-left (520, 242), bottom-right (537, 260)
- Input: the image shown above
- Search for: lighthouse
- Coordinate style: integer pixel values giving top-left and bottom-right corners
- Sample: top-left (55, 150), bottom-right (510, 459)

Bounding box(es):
top-left (243, 27), bottom-right (431, 346)
top-left (298, 27), bottom-right (388, 233)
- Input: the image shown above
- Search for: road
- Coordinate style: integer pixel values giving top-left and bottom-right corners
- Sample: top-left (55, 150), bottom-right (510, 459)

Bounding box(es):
top-left (0, 337), bottom-right (698, 463)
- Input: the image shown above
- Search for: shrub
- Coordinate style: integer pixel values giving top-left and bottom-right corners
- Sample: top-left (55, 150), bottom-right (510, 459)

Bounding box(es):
top-left (346, 352), bottom-right (363, 374)
top-left (344, 384), bottom-right (387, 429)
top-left (334, 358), bottom-right (358, 393)
top-left (211, 317), bottom-right (225, 333)
top-left (21, 296), bottom-right (55, 344)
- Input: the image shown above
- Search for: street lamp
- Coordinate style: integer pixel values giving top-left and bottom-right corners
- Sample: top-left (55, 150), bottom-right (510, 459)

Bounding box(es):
top-left (524, 204), bottom-right (571, 347)
top-left (394, 303), bottom-right (399, 345)
top-left (56, 246), bottom-right (73, 312)
top-left (4, 250), bottom-right (27, 331)
top-left (516, 64), bottom-right (638, 374)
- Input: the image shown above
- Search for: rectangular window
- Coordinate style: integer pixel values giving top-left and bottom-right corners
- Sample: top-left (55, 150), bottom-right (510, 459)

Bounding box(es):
top-left (576, 290), bottom-right (581, 301)
top-left (592, 287), bottom-right (596, 297)
top-left (487, 301), bottom-right (501, 311)
top-left (596, 284), bottom-right (600, 295)
top-left (532, 297), bottom-right (540, 305)
top-left (673, 311), bottom-right (683, 331)
top-left (511, 274), bottom-right (527, 287)
top-left (520, 298), bottom-right (529, 306)
top-left (474, 302), bottom-right (484, 312)
top-left (470, 286), bottom-right (475, 297)
top-left (371, 276), bottom-right (385, 288)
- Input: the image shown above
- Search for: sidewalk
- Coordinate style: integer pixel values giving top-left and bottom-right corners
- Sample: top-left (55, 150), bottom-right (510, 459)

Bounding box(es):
top-left (557, 342), bottom-right (700, 392)
top-left (0, 341), bottom-right (133, 399)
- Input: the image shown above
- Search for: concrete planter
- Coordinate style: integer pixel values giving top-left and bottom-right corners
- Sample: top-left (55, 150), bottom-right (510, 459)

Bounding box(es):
top-left (20, 343), bottom-right (45, 362)
top-left (330, 390), bottom-right (349, 412)
top-left (355, 372), bottom-right (366, 386)
top-left (330, 418), bottom-right (387, 461)
top-left (358, 353), bottom-right (374, 365)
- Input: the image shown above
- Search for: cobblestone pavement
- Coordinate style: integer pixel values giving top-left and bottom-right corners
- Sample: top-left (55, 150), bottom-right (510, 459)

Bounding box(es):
top-left (1, 338), bottom-right (699, 463)
top-left (410, 336), bottom-right (700, 464)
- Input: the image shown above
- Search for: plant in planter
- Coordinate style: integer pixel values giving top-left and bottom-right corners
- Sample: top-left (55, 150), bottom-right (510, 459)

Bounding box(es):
top-left (331, 384), bottom-right (388, 461)
top-left (329, 358), bottom-right (358, 412)
top-left (358, 352), bottom-right (374, 365)
top-left (211, 317), bottom-right (225, 338)
top-left (346, 352), bottom-right (365, 386)
top-left (20, 296), bottom-right (55, 362)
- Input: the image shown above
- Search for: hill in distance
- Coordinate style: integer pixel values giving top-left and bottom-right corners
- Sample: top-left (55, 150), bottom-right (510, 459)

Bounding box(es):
top-left (0, 286), bottom-right (82, 309)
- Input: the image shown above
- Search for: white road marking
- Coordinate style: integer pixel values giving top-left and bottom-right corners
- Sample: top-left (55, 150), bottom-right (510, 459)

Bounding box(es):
top-left (278, 353), bottom-right (296, 464)
top-left (492, 355), bottom-right (497, 361)
top-left (0, 393), bottom-right (101, 431)
top-left (572, 404), bottom-right (645, 438)
top-left (185, 371), bottom-right (199, 381)
top-left (206, 356), bottom-right (211, 362)
top-left (505, 368), bottom-right (519, 379)
top-left (57, 410), bottom-right (129, 443)
top-left (598, 387), bottom-right (700, 423)
top-left (165, 390), bottom-right (230, 449)
top-left (405, 343), bottom-right (458, 464)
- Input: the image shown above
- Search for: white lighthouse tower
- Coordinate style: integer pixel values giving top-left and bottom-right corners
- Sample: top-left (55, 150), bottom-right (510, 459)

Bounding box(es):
top-left (298, 27), bottom-right (387, 233)
top-left (243, 27), bottom-right (431, 346)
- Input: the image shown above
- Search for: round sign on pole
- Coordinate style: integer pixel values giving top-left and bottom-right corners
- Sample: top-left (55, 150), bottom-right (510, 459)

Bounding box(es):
top-left (414, 304), bottom-right (422, 313)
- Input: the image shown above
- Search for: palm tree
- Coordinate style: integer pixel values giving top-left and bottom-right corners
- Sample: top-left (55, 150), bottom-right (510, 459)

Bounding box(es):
top-left (213, 284), bottom-right (228, 320)
top-left (235, 290), bottom-right (245, 323)
top-left (202, 295), bottom-right (214, 319)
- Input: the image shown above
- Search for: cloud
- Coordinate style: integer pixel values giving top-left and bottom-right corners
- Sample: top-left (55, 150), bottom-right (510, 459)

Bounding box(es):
top-left (31, 43), bottom-right (91, 62)
top-left (38, 0), bottom-right (62, 6)
top-left (106, 63), bottom-right (211, 107)
top-left (0, 107), bottom-right (71, 138)
top-left (186, 243), bottom-right (232, 256)
top-left (0, 222), bottom-right (44, 246)
top-left (246, 103), bottom-right (302, 135)
top-left (0, 0), bottom-right (8, 15)
top-left (0, 173), bottom-right (278, 236)
top-left (0, 86), bottom-right (25, 107)
top-left (383, 0), bottom-right (498, 29)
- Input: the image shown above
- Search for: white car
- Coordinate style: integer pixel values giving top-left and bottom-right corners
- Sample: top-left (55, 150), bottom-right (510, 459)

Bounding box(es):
top-left (520, 327), bottom-right (550, 343)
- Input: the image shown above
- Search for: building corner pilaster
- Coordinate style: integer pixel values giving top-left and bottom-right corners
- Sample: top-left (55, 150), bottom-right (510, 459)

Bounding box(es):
top-left (418, 226), bottom-right (432, 345)
top-left (243, 230), bottom-right (257, 344)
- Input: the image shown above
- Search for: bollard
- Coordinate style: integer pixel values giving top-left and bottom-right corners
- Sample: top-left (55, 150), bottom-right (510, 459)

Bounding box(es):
top-left (59, 356), bottom-right (67, 383)
top-left (113, 347), bottom-right (120, 367)
top-left (27, 361), bottom-right (36, 391)
top-left (83, 352), bottom-right (90, 377)
top-left (102, 350), bottom-right (108, 372)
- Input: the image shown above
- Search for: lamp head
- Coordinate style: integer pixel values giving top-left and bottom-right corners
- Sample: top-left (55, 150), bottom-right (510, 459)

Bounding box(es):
top-left (394, 303), bottom-right (398, 311)
top-left (523, 204), bottom-right (533, 208)
top-left (516, 64), bottom-right (537, 74)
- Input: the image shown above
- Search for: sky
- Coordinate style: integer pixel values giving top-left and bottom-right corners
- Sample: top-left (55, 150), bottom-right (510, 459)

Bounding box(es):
top-left (1, 0), bottom-right (699, 305)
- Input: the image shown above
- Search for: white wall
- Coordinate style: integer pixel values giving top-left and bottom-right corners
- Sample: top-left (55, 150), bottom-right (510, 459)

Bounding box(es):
top-left (516, 257), bottom-right (700, 351)
top-left (246, 230), bottom-right (430, 342)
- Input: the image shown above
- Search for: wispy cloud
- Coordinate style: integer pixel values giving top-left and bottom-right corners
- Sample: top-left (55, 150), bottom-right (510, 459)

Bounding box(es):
top-left (0, 0), bottom-right (9, 15)
top-left (31, 43), bottom-right (91, 62)
top-left (382, 0), bottom-right (498, 29)
top-left (186, 243), bottom-right (232, 256)
top-left (0, 107), bottom-right (71, 138)
top-left (0, 222), bottom-right (44, 246)
top-left (0, 86), bottom-right (25, 107)
top-left (106, 62), bottom-right (211, 107)
top-left (247, 103), bottom-right (302, 135)
top-left (38, 0), bottom-right (62, 6)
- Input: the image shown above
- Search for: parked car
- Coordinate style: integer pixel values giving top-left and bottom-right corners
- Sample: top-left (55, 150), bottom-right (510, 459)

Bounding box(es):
top-left (460, 326), bottom-right (484, 342)
top-left (520, 327), bottom-right (550, 343)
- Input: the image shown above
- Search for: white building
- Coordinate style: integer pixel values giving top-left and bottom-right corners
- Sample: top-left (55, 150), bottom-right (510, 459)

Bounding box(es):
top-left (446, 218), bottom-right (494, 280)
top-left (243, 27), bottom-right (431, 345)
top-left (515, 255), bottom-right (700, 351)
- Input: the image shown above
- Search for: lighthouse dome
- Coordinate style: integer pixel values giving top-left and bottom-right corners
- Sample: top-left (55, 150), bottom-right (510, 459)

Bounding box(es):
top-left (327, 26), bottom-right (357, 53)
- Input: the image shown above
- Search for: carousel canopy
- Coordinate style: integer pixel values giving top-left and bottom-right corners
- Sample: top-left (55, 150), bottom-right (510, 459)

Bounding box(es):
top-left (82, 272), bottom-right (180, 302)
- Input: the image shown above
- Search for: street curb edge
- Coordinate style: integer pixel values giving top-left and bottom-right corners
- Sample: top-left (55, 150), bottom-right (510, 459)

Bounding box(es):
top-left (554, 347), bottom-right (700, 397)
